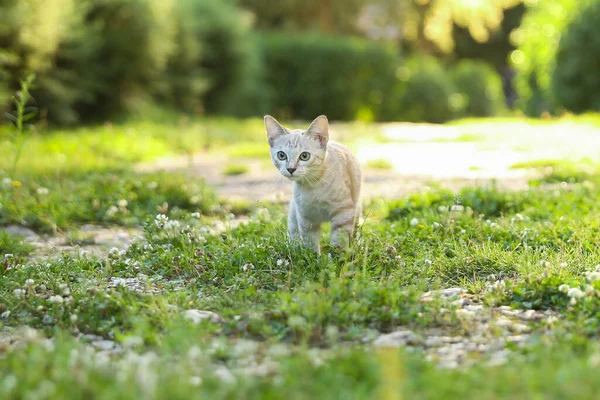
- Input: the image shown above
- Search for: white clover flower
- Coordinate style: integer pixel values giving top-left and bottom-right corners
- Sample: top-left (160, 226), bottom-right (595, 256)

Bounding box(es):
top-left (165, 219), bottom-right (180, 230)
top-left (424, 259), bottom-right (432, 266)
top-left (190, 196), bottom-right (200, 205)
top-left (48, 295), bottom-right (64, 304)
top-left (25, 279), bottom-right (35, 286)
top-left (409, 218), bottom-right (419, 227)
top-left (189, 376), bottom-right (202, 387)
top-left (586, 271), bottom-right (600, 282)
top-left (191, 212), bottom-right (201, 218)
top-left (460, 229), bottom-right (466, 234)
top-left (450, 205), bottom-right (464, 212)
top-left (241, 263), bottom-right (254, 272)
top-left (155, 214), bottom-right (169, 228)
top-left (36, 187), bottom-right (49, 195)
top-left (117, 199), bottom-right (128, 208)
top-left (585, 285), bottom-right (596, 296)
top-left (276, 259), bottom-right (288, 267)
top-left (70, 314), bottom-right (78, 322)
top-left (13, 288), bottom-right (25, 297)
top-left (105, 205), bottom-right (119, 218)
top-left (567, 288), bottom-right (584, 299)
top-left (558, 284), bottom-right (570, 293)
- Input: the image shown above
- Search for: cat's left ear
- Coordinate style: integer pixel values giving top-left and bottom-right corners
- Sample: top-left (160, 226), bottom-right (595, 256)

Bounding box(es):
top-left (306, 115), bottom-right (329, 147)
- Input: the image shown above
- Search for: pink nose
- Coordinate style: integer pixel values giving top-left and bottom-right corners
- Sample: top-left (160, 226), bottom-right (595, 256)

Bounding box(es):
top-left (287, 168), bottom-right (296, 175)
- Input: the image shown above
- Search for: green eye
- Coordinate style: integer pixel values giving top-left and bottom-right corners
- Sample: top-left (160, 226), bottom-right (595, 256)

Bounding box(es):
top-left (299, 152), bottom-right (310, 161)
top-left (277, 151), bottom-right (287, 160)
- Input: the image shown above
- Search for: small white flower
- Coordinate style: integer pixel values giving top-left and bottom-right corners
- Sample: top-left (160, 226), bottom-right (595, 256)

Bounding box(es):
top-left (432, 222), bottom-right (441, 228)
top-left (189, 376), bottom-right (202, 386)
top-left (191, 212), bottom-right (201, 218)
top-left (540, 261), bottom-right (551, 268)
top-left (117, 199), bottom-right (128, 208)
top-left (198, 236), bottom-right (207, 244)
top-left (276, 259), bottom-right (285, 267)
top-left (558, 284), bottom-right (570, 293)
top-left (36, 187), bottom-right (49, 195)
top-left (409, 218), bottom-right (419, 227)
top-left (25, 279), bottom-right (35, 286)
top-left (450, 205), bottom-right (464, 212)
top-left (424, 259), bottom-right (432, 266)
top-left (13, 288), bottom-right (25, 298)
top-left (560, 262), bottom-right (568, 268)
top-left (48, 295), bottom-right (64, 304)
top-left (490, 222), bottom-right (499, 228)
top-left (105, 205), bottom-right (118, 218)
top-left (190, 196), bottom-right (200, 205)
top-left (569, 297), bottom-right (577, 306)
top-left (585, 285), bottom-right (596, 296)
top-left (586, 271), bottom-right (600, 282)
top-left (2, 178), bottom-right (12, 186)
top-left (567, 288), bottom-right (584, 299)
top-left (515, 213), bottom-right (524, 221)
top-left (437, 206), bottom-right (448, 213)
top-left (155, 214), bottom-right (169, 228)
top-left (460, 229), bottom-right (466, 234)
top-left (70, 314), bottom-right (78, 322)
top-left (147, 181), bottom-right (158, 190)
top-left (165, 219), bottom-right (181, 230)
top-left (4, 254), bottom-right (14, 259)
top-left (242, 263), bottom-right (254, 272)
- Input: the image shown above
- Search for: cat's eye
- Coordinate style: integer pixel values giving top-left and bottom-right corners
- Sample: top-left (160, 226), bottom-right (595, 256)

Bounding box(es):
top-left (277, 151), bottom-right (287, 160)
top-left (299, 152), bottom-right (310, 161)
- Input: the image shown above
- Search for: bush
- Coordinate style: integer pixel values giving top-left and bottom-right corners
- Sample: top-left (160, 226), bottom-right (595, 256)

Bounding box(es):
top-left (0, 0), bottom-right (263, 124)
top-left (260, 32), bottom-right (399, 121)
top-left (452, 60), bottom-right (506, 118)
top-left (552, 1), bottom-right (600, 113)
top-left (511, 0), bottom-right (594, 116)
top-left (382, 56), bottom-right (458, 124)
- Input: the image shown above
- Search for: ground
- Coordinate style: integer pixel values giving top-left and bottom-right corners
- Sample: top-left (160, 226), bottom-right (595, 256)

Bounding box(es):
top-left (2, 116), bottom-right (600, 399)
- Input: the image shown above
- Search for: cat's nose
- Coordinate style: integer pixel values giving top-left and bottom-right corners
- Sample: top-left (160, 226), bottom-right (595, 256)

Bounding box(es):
top-left (287, 168), bottom-right (296, 175)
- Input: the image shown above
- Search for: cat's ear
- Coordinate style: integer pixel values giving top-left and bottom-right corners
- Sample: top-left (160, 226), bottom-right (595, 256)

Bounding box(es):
top-left (264, 115), bottom-right (288, 146)
top-left (306, 115), bottom-right (329, 147)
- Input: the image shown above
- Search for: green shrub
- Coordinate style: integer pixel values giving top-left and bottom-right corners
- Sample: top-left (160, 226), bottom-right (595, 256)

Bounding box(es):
top-left (451, 60), bottom-right (506, 118)
top-left (511, 0), bottom-right (593, 116)
top-left (260, 32), bottom-right (398, 121)
top-left (382, 56), bottom-right (458, 124)
top-left (552, 1), bottom-right (600, 113)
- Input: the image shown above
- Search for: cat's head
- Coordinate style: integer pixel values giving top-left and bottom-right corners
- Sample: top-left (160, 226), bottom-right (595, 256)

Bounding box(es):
top-left (264, 115), bottom-right (329, 182)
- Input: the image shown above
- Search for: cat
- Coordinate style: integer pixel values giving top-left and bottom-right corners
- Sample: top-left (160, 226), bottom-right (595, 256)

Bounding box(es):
top-left (264, 115), bottom-right (362, 254)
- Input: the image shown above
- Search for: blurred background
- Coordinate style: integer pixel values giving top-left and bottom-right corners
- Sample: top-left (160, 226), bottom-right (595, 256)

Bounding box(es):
top-left (1, 0), bottom-right (599, 126)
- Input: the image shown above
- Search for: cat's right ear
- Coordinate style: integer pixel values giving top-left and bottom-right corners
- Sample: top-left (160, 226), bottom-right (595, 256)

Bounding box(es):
top-left (264, 115), bottom-right (287, 146)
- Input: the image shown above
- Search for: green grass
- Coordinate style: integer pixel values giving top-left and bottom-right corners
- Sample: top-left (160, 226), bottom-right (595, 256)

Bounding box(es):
top-left (223, 164), bottom-right (249, 176)
top-left (366, 159), bottom-right (393, 170)
top-left (5, 116), bottom-right (600, 397)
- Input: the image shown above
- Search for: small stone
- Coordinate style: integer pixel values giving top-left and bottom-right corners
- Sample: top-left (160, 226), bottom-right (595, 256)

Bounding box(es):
top-left (184, 309), bottom-right (223, 324)
top-left (2, 226), bottom-right (39, 241)
top-left (511, 323), bottom-right (531, 334)
top-left (92, 340), bottom-right (115, 350)
top-left (373, 330), bottom-right (421, 347)
top-left (494, 318), bottom-right (514, 328)
top-left (455, 309), bottom-right (475, 319)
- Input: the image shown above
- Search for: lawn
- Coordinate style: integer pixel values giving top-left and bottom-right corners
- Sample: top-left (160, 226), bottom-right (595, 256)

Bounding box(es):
top-left (2, 116), bottom-right (600, 398)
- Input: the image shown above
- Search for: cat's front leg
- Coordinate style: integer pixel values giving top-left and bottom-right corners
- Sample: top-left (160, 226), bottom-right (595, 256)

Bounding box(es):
top-left (298, 217), bottom-right (321, 254)
top-left (287, 200), bottom-right (300, 241)
top-left (330, 207), bottom-right (357, 248)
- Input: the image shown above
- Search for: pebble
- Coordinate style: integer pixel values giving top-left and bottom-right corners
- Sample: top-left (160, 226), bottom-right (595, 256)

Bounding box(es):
top-left (92, 340), bottom-right (116, 351)
top-left (373, 330), bottom-right (421, 347)
top-left (184, 309), bottom-right (223, 324)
